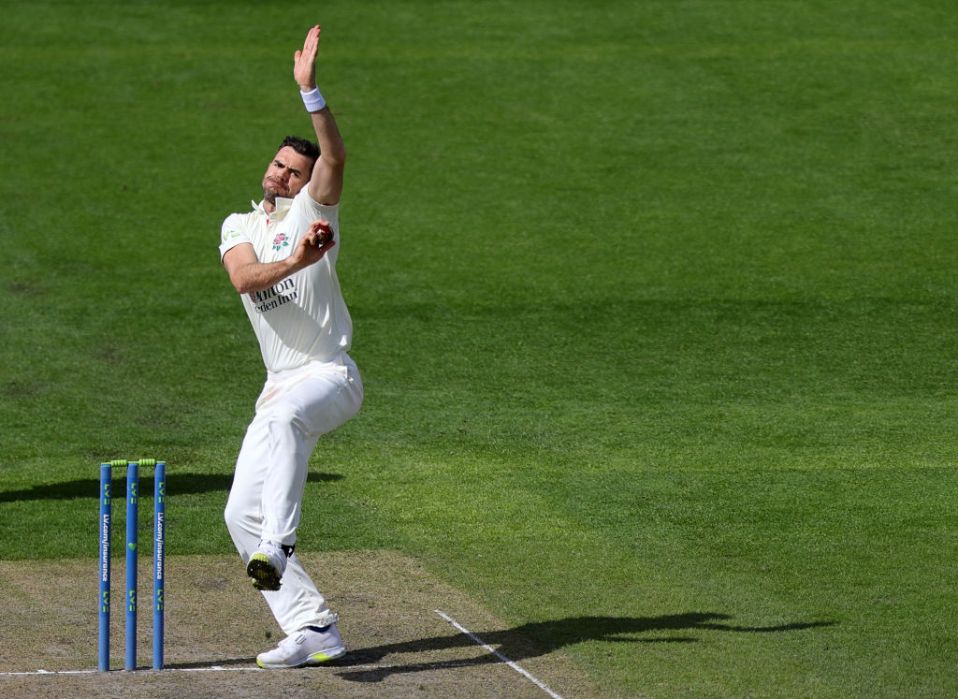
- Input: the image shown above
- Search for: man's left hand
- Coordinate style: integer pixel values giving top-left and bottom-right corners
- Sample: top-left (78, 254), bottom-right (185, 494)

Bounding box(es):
top-left (294, 25), bottom-right (321, 91)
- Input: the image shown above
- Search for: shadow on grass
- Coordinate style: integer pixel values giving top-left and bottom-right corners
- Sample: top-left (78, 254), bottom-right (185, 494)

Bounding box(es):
top-left (333, 613), bottom-right (836, 683)
top-left (0, 472), bottom-right (342, 502)
top-left (167, 613), bottom-right (835, 679)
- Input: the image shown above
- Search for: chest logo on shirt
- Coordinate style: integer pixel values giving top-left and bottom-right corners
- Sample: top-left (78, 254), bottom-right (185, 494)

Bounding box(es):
top-left (272, 232), bottom-right (290, 251)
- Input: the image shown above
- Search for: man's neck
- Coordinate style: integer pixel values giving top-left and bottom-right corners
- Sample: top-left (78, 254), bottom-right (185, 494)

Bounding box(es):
top-left (263, 199), bottom-right (276, 214)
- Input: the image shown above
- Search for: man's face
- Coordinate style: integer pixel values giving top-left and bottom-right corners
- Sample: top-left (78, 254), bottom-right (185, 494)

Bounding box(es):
top-left (262, 146), bottom-right (313, 203)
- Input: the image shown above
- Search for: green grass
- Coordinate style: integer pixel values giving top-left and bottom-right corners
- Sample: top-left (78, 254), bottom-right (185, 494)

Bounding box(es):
top-left (2, 0), bottom-right (957, 696)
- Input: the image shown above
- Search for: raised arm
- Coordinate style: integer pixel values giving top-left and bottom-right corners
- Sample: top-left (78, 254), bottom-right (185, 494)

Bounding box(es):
top-left (294, 25), bottom-right (346, 206)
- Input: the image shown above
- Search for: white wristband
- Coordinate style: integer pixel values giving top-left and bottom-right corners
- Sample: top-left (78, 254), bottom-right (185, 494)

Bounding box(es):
top-left (300, 86), bottom-right (326, 113)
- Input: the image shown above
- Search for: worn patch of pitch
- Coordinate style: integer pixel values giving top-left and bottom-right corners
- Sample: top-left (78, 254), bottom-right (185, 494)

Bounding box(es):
top-left (0, 552), bottom-right (599, 699)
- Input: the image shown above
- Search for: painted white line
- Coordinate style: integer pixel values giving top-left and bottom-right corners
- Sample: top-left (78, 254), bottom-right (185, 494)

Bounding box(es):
top-left (169, 666), bottom-right (264, 673)
top-left (434, 609), bottom-right (565, 699)
top-left (0, 662), bottom-right (391, 678)
top-left (0, 666), bottom-right (263, 676)
top-left (0, 669), bottom-right (98, 676)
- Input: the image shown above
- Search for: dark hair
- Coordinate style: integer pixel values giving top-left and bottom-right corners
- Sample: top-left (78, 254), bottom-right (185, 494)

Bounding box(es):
top-left (279, 135), bottom-right (320, 163)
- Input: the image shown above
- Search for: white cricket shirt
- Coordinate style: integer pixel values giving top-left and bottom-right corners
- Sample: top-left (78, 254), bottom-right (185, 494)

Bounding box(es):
top-left (219, 189), bottom-right (353, 373)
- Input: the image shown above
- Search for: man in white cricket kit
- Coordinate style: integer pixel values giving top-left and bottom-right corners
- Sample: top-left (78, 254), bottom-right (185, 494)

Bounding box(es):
top-left (219, 25), bottom-right (362, 669)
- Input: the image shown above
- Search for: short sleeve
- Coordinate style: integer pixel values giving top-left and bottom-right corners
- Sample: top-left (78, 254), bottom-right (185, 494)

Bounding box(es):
top-left (286, 190), bottom-right (340, 238)
top-left (219, 213), bottom-right (251, 261)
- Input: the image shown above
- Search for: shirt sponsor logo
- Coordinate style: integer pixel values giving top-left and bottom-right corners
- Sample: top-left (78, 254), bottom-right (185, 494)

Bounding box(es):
top-left (249, 278), bottom-right (298, 314)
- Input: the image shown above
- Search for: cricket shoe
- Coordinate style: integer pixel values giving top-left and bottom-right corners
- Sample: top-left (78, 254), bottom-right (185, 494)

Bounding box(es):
top-left (246, 542), bottom-right (288, 591)
top-left (256, 624), bottom-right (346, 669)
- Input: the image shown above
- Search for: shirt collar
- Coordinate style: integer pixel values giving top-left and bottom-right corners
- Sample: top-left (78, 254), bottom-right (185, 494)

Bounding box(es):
top-left (251, 195), bottom-right (294, 220)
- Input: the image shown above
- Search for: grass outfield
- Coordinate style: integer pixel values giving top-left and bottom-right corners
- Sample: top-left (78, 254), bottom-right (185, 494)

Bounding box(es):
top-left (2, 0), bottom-right (957, 696)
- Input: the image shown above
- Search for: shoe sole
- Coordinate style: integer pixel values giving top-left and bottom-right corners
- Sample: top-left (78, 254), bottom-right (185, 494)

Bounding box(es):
top-left (246, 553), bottom-right (282, 591)
top-left (255, 647), bottom-right (347, 669)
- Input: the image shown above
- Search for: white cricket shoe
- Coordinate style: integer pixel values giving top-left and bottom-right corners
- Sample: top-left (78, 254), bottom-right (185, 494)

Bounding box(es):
top-left (256, 624), bottom-right (347, 669)
top-left (246, 542), bottom-right (288, 591)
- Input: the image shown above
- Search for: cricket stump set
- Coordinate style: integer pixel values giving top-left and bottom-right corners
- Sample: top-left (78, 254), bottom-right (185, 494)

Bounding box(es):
top-left (98, 459), bottom-right (166, 672)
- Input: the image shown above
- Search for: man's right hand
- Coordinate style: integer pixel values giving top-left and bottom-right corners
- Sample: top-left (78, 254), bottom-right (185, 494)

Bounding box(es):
top-left (288, 219), bottom-right (336, 269)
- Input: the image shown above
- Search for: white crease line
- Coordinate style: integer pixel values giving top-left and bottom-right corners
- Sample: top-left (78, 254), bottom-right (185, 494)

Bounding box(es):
top-left (0, 670), bottom-right (99, 676)
top-left (168, 666), bottom-right (264, 673)
top-left (0, 666), bottom-right (263, 676)
top-left (0, 662), bottom-right (389, 678)
top-left (434, 609), bottom-right (565, 699)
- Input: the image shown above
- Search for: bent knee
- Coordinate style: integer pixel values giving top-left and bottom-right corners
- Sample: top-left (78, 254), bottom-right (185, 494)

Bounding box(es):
top-left (224, 498), bottom-right (255, 531)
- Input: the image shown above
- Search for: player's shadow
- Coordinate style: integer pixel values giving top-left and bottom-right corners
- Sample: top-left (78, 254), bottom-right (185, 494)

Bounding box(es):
top-left (0, 471), bottom-right (342, 503)
top-left (333, 613), bottom-right (836, 683)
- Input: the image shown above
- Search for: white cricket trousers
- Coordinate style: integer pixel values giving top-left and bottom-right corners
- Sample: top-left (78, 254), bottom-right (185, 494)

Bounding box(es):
top-left (224, 353), bottom-right (363, 634)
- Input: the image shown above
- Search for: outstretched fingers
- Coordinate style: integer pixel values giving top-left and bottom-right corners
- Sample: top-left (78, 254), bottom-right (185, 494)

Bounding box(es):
top-left (303, 24), bottom-right (321, 58)
top-left (293, 24), bottom-right (322, 88)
